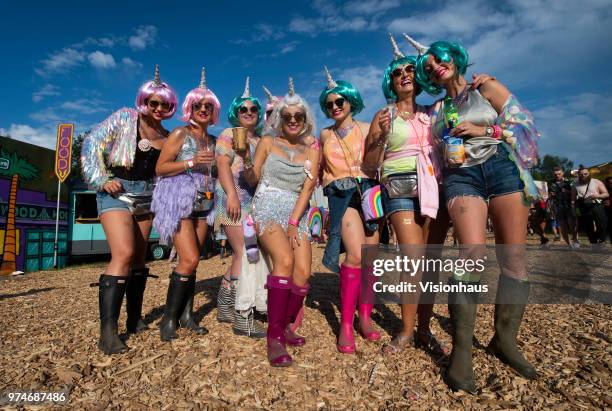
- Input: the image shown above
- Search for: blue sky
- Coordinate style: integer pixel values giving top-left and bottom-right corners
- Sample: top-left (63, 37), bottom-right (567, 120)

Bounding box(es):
top-left (1, 0), bottom-right (611, 167)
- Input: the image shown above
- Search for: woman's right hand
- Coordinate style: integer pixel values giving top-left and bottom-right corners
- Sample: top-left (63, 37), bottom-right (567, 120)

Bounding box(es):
top-left (102, 179), bottom-right (123, 195)
top-left (226, 193), bottom-right (241, 222)
top-left (194, 150), bottom-right (215, 167)
top-left (378, 108), bottom-right (392, 136)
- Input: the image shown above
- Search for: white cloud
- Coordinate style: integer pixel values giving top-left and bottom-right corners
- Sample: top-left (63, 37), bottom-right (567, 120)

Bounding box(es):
top-left (533, 92), bottom-right (612, 166)
top-left (36, 48), bottom-right (86, 76)
top-left (88, 51), bottom-right (117, 69)
top-left (128, 25), bottom-right (157, 50)
top-left (0, 124), bottom-right (57, 149)
top-left (345, 0), bottom-right (400, 15)
top-left (289, 0), bottom-right (398, 35)
top-left (231, 23), bottom-right (285, 44)
top-left (32, 84), bottom-right (60, 102)
top-left (61, 99), bottom-right (108, 115)
top-left (29, 108), bottom-right (62, 123)
top-left (121, 57), bottom-right (143, 69)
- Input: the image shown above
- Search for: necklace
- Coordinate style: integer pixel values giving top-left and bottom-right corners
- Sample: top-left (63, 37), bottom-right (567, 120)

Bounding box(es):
top-left (334, 122), bottom-right (354, 138)
top-left (395, 103), bottom-right (414, 120)
top-left (452, 84), bottom-right (470, 107)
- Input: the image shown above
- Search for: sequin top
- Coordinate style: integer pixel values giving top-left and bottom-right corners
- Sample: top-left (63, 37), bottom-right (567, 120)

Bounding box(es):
top-left (252, 150), bottom-right (310, 238)
top-left (81, 108), bottom-right (140, 190)
top-left (214, 128), bottom-right (259, 226)
top-left (432, 90), bottom-right (500, 167)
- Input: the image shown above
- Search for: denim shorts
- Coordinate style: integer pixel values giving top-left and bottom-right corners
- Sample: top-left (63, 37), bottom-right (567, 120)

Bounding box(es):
top-left (382, 184), bottom-right (419, 216)
top-left (96, 178), bottom-right (152, 216)
top-left (443, 144), bottom-right (523, 202)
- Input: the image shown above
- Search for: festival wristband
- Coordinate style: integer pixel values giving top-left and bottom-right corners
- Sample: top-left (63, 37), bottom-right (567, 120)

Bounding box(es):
top-left (186, 159), bottom-right (194, 169)
top-left (492, 125), bottom-right (502, 140)
top-left (288, 218), bottom-right (299, 227)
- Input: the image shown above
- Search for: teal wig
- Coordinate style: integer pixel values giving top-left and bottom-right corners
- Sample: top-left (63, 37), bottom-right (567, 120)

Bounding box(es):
top-left (415, 41), bottom-right (469, 96)
top-left (318, 80), bottom-right (365, 117)
top-left (382, 56), bottom-right (420, 101)
top-left (227, 96), bottom-right (263, 127)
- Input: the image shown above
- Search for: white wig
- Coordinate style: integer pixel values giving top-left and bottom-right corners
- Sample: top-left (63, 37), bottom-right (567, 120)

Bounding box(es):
top-left (265, 93), bottom-right (316, 139)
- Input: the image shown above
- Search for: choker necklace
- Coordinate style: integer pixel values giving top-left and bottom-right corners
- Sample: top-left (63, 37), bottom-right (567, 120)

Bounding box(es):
top-left (335, 122), bottom-right (354, 138)
top-left (395, 103), bottom-right (414, 119)
top-left (452, 84), bottom-right (470, 107)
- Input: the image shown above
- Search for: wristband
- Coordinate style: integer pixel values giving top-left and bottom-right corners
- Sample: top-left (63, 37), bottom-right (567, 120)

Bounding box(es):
top-left (288, 218), bottom-right (299, 227)
top-left (186, 159), bottom-right (194, 169)
top-left (492, 125), bottom-right (502, 140)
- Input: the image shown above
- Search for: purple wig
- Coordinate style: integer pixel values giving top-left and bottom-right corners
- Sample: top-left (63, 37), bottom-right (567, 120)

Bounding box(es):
top-left (135, 80), bottom-right (178, 119)
top-left (181, 87), bottom-right (221, 125)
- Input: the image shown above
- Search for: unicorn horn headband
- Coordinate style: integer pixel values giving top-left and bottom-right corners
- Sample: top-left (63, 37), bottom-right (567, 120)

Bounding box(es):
top-left (388, 33), bottom-right (404, 60)
top-left (402, 33), bottom-right (428, 55)
top-left (262, 85), bottom-right (274, 103)
top-left (198, 67), bottom-right (206, 89)
top-left (288, 77), bottom-right (295, 96)
top-left (153, 64), bottom-right (161, 86)
top-left (241, 76), bottom-right (250, 98)
top-left (324, 66), bottom-right (337, 90)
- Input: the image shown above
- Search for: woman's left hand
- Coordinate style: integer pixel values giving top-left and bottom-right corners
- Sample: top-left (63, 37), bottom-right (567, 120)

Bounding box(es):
top-left (287, 224), bottom-right (301, 248)
top-left (470, 73), bottom-right (496, 90)
top-left (450, 121), bottom-right (486, 139)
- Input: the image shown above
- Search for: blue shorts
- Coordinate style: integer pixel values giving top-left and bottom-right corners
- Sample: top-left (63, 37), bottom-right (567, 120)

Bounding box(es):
top-left (382, 184), bottom-right (419, 216)
top-left (443, 144), bottom-right (524, 203)
top-left (96, 178), bottom-right (153, 216)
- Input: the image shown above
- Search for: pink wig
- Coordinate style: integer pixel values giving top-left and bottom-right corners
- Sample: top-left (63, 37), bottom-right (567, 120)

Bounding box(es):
top-left (181, 87), bottom-right (221, 125)
top-left (135, 80), bottom-right (179, 119)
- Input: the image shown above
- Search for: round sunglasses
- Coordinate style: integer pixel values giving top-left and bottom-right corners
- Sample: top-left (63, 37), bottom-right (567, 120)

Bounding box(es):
top-left (192, 102), bottom-right (215, 112)
top-left (147, 99), bottom-right (171, 112)
top-left (391, 65), bottom-right (415, 78)
top-left (282, 112), bottom-right (305, 124)
top-left (239, 106), bottom-right (259, 114)
top-left (325, 97), bottom-right (346, 111)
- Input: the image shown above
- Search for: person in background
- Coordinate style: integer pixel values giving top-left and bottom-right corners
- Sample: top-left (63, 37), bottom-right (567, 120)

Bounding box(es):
top-left (572, 166), bottom-right (609, 245)
top-left (605, 176), bottom-right (612, 243)
top-left (549, 166), bottom-right (579, 248)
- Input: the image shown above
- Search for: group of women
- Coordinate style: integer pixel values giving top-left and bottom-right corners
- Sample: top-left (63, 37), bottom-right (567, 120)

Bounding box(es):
top-left (81, 33), bottom-right (541, 393)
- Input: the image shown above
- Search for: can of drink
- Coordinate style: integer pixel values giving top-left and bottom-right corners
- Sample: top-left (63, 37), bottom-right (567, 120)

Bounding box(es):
top-left (445, 137), bottom-right (465, 167)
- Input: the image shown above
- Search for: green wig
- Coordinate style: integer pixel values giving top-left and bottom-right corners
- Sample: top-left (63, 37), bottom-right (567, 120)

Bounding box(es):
top-left (415, 41), bottom-right (469, 96)
top-left (227, 96), bottom-right (263, 127)
top-left (382, 56), bottom-right (420, 101)
top-left (318, 80), bottom-right (365, 117)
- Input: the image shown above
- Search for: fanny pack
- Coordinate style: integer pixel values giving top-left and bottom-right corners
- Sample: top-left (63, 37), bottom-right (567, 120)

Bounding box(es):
top-left (117, 191), bottom-right (153, 216)
top-left (383, 172), bottom-right (418, 199)
top-left (194, 190), bottom-right (214, 212)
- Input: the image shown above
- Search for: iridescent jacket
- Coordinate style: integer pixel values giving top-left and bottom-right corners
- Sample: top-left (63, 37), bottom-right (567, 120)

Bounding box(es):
top-left (80, 107), bottom-right (139, 190)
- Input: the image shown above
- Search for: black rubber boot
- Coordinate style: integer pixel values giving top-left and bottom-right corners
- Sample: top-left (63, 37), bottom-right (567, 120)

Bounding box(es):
top-left (487, 275), bottom-right (537, 379)
top-left (126, 267), bottom-right (149, 334)
top-left (445, 278), bottom-right (479, 393)
top-left (159, 272), bottom-right (192, 341)
top-left (178, 274), bottom-right (209, 335)
top-left (98, 274), bottom-right (128, 355)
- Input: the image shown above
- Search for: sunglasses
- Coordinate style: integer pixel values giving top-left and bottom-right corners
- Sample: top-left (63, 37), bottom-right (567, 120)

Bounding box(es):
top-left (193, 102), bottom-right (215, 112)
top-left (282, 112), bottom-right (306, 124)
top-left (239, 106), bottom-right (259, 115)
top-left (325, 97), bottom-right (346, 111)
top-left (147, 99), bottom-right (171, 112)
top-left (391, 65), bottom-right (415, 78)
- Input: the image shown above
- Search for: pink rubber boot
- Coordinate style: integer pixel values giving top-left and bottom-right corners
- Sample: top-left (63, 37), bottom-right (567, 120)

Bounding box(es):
top-left (337, 265), bottom-right (360, 354)
top-left (285, 282), bottom-right (309, 346)
top-left (266, 275), bottom-right (292, 367)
